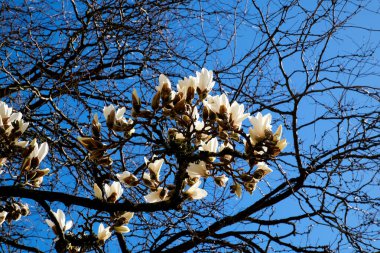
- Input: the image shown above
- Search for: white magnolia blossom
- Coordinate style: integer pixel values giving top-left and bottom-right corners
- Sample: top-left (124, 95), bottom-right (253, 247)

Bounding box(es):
top-left (0, 211), bottom-right (8, 226)
top-left (0, 102), bottom-right (29, 136)
top-left (199, 137), bottom-right (219, 161)
top-left (45, 209), bottom-right (73, 233)
top-left (119, 212), bottom-right (134, 224)
top-left (273, 125), bottom-right (287, 151)
top-left (196, 68), bottom-right (215, 93)
top-left (156, 74), bottom-right (171, 92)
top-left (249, 112), bottom-right (272, 144)
top-left (116, 171), bottom-right (138, 187)
top-left (113, 211), bottom-right (133, 233)
top-left (103, 104), bottom-right (129, 124)
top-left (204, 95), bottom-right (249, 129)
top-left (0, 101), bottom-right (12, 119)
top-left (214, 174), bottom-right (229, 187)
top-left (104, 181), bottom-right (123, 202)
top-left (97, 223), bottom-right (112, 243)
top-left (29, 141), bottom-right (49, 162)
top-left (4, 115), bottom-right (29, 136)
top-left (204, 94), bottom-right (230, 115)
top-left (103, 104), bottom-right (116, 120)
top-left (186, 161), bottom-right (210, 178)
top-left (177, 76), bottom-right (198, 98)
top-left (230, 101), bottom-right (250, 129)
top-left (254, 162), bottom-right (273, 179)
top-left (94, 182), bottom-right (123, 202)
top-left (144, 157), bottom-right (164, 181)
top-left (184, 180), bottom-right (208, 200)
top-left (144, 187), bottom-right (170, 203)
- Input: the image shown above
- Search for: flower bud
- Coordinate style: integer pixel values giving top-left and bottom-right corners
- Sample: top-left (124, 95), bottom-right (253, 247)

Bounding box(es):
top-left (186, 86), bottom-right (195, 102)
top-left (92, 114), bottom-right (101, 139)
top-left (132, 89), bottom-right (141, 113)
top-left (151, 91), bottom-right (161, 111)
top-left (174, 99), bottom-right (186, 114)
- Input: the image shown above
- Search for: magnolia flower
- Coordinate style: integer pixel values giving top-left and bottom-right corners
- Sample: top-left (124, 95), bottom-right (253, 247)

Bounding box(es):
top-left (253, 162), bottom-right (273, 180)
top-left (9, 111), bottom-right (22, 122)
top-left (104, 181), bottom-right (123, 203)
top-left (97, 223), bottom-right (112, 244)
top-left (156, 74), bottom-right (171, 92)
top-left (204, 94), bottom-right (230, 115)
top-left (118, 212), bottom-right (134, 224)
top-left (230, 101), bottom-right (249, 130)
top-left (244, 181), bottom-right (258, 194)
top-left (186, 161), bottom-right (210, 178)
top-left (199, 137), bottom-right (218, 161)
top-left (144, 157), bottom-right (164, 181)
top-left (45, 209), bottom-right (73, 234)
top-left (4, 114), bottom-right (29, 135)
top-left (184, 180), bottom-right (208, 200)
top-left (0, 211), bottom-right (8, 226)
top-left (273, 125), bottom-right (287, 151)
top-left (29, 141), bottom-right (49, 163)
top-left (230, 183), bottom-right (242, 198)
top-left (196, 68), bottom-right (215, 93)
top-left (94, 182), bottom-right (123, 202)
top-left (113, 212), bottom-right (133, 233)
top-left (114, 107), bottom-right (127, 122)
top-left (177, 76), bottom-right (198, 100)
top-left (0, 101), bottom-right (12, 119)
top-left (103, 104), bottom-right (116, 121)
top-left (144, 187), bottom-right (170, 203)
top-left (214, 174), bottom-right (229, 187)
top-left (103, 104), bottom-right (128, 125)
top-left (249, 112), bottom-right (272, 144)
top-left (116, 171), bottom-right (139, 187)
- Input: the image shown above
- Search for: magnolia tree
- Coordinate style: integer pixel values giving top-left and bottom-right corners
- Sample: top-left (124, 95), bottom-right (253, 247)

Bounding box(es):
top-left (1, 1), bottom-right (380, 253)
top-left (0, 69), bottom-right (288, 252)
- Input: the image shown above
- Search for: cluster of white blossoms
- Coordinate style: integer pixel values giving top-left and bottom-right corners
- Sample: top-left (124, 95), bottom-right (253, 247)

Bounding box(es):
top-left (0, 101), bottom-right (29, 144)
top-left (0, 101), bottom-right (49, 227)
top-left (79, 68), bottom-right (287, 208)
top-left (96, 215), bottom-right (134, 245)
top-left (45, 208), bottom-right (134, 245)
top-left (0, 101), bottom-right (50, 187)
top-left (0, 202), bottom-right (30, 226)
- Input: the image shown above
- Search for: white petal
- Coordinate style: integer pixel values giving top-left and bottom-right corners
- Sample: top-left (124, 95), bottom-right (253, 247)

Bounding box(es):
top-left (65, 220), bottom-right (73, 231)
top-left (94, 183), bottom-right (103, 200)
top-left (114, 225), bottom-right (130, 233)
top-left (45, 219), bottom-right (55, 228)
top-left (38, 142), bottom-right (49, 162)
